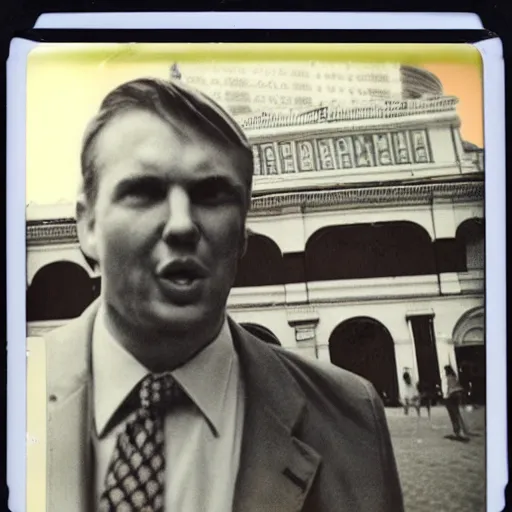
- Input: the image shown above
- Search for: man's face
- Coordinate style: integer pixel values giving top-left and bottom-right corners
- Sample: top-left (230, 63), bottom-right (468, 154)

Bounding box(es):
top-left (79, 109), bottom-right (248, 336)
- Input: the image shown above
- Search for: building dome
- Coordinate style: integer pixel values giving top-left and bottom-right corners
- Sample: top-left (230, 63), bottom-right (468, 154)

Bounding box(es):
top-left (400, 65), bottom-right (443, 99)
top-left (462, 140), bottom-right (482, 152)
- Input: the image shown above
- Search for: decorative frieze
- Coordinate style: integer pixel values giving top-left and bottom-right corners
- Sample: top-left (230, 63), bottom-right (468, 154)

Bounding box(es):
top-left (252, 127), bottom-right (432, 176)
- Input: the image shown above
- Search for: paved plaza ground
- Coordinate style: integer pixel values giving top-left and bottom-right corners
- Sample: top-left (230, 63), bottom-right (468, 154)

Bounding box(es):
top-left (386, 406), bottom-right (486, 512)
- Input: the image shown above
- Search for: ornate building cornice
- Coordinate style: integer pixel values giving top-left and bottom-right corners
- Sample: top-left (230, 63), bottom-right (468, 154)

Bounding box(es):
top-left (240, 97), bottom-right (459, 133)
top-left (27, 179), bottom-right (483, 245)
top-left (27, 222), bottom-right (79, 246)
top-left (249, 179), bottom-right (483, 215)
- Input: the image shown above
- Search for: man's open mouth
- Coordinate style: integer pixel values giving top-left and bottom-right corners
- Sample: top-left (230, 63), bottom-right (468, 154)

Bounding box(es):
top-left (157, 259), bottom-right (208, 286)
top-left (168, 276), bottom-right (195, 285)
top-left (163, 272), bottom-right (197, 286)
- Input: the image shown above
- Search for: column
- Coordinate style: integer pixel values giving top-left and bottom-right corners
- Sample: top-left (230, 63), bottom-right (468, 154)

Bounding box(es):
top-left (406, 319), bottom-right (419, 382)
top-left (317, 344), bottom-right (331, 363)
top-left (432, 197), bottom-right (462, 295)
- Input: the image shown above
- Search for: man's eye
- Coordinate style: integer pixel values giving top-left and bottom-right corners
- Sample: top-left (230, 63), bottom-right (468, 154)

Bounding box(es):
top-left (121, 181), bottom-right (166, 203)
top-left (191, 181), bottom-right (238, 205)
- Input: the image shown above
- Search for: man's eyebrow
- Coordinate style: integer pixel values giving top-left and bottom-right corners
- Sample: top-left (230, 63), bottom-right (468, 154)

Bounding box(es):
top-left (116, 173), bottom-right (164, 183)
top-left (113, 174), bottom-right (166, 193)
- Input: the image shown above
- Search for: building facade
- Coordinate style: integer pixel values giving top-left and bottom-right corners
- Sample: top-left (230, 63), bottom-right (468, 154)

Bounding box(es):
top-left (174, 61), bottom-right (441, 115)
top-left (26, 69), bottom-right (485, 406)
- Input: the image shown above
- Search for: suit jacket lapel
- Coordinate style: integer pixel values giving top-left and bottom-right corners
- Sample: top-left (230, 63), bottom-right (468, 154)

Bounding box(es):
top-left (230, 320), bottom-right (322, 512)
top-left (45, 301), bottom-right (99, 512)
top-left (44, 306), bottom-right (322, 511)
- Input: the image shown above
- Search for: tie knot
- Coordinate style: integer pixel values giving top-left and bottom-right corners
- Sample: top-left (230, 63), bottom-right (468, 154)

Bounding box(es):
top-left (139, 372), bottom-right (186, 413)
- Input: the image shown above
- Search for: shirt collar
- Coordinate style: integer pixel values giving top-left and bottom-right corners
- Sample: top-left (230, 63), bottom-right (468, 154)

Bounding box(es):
top-left (92, 305), bottom-right (235, 438)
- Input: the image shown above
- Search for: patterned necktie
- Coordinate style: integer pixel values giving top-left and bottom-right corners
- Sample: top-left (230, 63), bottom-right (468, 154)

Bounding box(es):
top-left (98, 372), bottom-right (187, 511)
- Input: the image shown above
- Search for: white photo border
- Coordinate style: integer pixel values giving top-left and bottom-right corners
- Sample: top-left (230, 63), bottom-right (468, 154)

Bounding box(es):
top-left (7, 13), bottom-right (506, 512)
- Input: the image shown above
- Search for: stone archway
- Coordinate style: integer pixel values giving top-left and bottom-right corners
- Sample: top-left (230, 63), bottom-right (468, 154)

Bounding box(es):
top-left (234, 233), bottom-right (284, 287)
top-left (328, 317), bottom-right (399, 406)
top-left (452, 306), bottom-right (485, 404)
top-left (27, 261), bottom-right (99, 321)
top-left (456, 218), bottom-right (484, 271)
top-left (305, 221), bottom-right (435, 281)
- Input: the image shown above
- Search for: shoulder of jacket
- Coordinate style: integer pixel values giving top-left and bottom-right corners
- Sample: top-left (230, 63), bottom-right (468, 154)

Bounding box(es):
top-left (44, 318), bottom-right (79, 347)
top-left (271, 346), bottom-right (378, 403)
top-left (43, 312), bottom-right (93, 374)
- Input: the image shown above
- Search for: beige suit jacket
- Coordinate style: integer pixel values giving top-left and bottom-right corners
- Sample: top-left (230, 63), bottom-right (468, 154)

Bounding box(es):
top-left (45, 301), bottom-right (404, 511)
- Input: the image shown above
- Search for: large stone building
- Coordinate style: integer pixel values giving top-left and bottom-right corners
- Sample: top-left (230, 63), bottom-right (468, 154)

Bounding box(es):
top-left (26, 66), bottom-right (485, 406)
top-left (174, 61), bottom-right (442, 115)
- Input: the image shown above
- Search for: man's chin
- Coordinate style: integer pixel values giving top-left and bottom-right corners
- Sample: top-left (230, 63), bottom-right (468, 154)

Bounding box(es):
top-left (146, 302), bottom-right (212, 333)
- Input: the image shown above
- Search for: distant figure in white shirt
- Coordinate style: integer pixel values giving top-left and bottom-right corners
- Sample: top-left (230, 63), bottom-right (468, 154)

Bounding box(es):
top-left (402, 370), bottom-right (420, 417)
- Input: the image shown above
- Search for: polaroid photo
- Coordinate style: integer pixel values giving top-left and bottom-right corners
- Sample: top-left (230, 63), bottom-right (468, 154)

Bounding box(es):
top-left (6, 12), bottom-right (506, 512)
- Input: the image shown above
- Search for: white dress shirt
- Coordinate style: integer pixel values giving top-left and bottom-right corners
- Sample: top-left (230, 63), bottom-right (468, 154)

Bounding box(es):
top-left (92, 306), bottom-right (245, 511)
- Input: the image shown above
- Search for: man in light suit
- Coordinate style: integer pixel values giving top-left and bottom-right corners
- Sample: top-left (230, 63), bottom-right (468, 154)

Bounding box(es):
top-left (44, 77), bottom-right (404, 511)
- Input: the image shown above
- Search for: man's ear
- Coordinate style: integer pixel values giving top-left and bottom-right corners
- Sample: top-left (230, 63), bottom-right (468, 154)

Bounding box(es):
top-left (76, 193), bottom-right (99, 264)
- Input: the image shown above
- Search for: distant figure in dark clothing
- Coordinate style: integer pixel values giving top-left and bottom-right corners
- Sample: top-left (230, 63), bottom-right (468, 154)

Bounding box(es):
top-left (443, 365), bottom-right (469, 440)
top-left (416, 381), bottom-right (433, 420)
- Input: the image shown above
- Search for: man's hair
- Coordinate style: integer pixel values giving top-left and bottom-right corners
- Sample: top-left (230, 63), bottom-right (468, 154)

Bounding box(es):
top-left (80, 77), bottom-right (254, 208)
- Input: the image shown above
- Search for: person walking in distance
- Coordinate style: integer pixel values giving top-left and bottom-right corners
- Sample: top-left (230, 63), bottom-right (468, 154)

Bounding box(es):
top-left (416, 380), bottom-right (433, 421)
top-left (443, 365), bottom-right (470, 440)
top-left (401, 370), bottom-right (420, 417)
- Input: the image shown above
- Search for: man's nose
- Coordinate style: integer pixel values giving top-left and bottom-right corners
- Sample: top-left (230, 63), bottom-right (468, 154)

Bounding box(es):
top-left (162, 187), bottom-right (199, 246)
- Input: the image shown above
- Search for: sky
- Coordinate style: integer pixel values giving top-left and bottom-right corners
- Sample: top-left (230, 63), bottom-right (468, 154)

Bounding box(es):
top-left (424, 62), bottom-right (483, 147)
top-left (25, 43), bottom-right (483, 205)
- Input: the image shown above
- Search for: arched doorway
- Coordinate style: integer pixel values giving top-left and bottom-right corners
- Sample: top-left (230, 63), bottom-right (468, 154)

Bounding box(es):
top-left (241, 323), bottom-right (281, 346)
top-left (234, 233), bottom-right (284, 287)
top-left (329, 317), bottom-right (399, 406)
top-left (305, 221), bottom-right (435, 282)
top-left (456, 218), bottom-right (484, 271)
top-left (452, 307), bottom-right (485, 404)
top-left (27, 261), bottom-right (98, 321)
